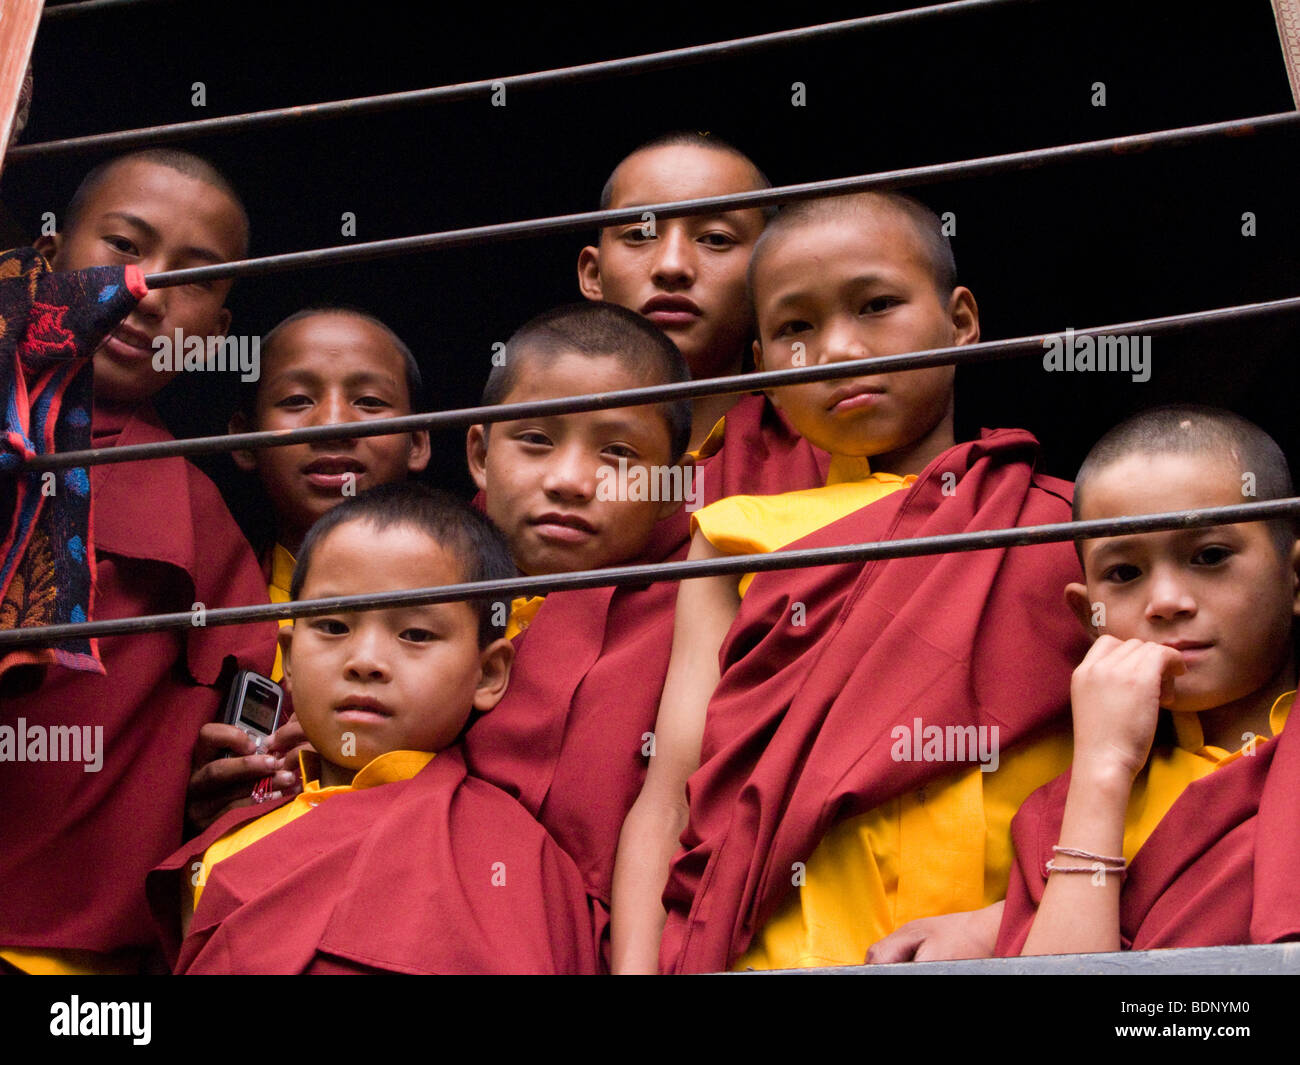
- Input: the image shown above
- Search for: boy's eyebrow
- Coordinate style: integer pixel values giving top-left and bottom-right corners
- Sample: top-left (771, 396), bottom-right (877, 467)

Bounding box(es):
top-left (99, 211), bottom-right (230, 265)
top-left (1085, 524), bottom-right (1241, 558)
top-left (1083, 535), bottom-right (1138, 559)
top-left (296, 595), bottom-right (448, 612)
top-left (498, 409), bottom-right (656, 437)
top-left (765, 273), bottom-right (893, 311)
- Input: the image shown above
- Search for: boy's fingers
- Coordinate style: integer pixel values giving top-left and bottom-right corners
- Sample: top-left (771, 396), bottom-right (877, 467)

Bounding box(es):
top-left (1154, 645), bottom-right (1187, 702)
top-left (186, 753), bottom-right (292, 832)
top-left (192, 722), bottom-right (256, 767)
top-left (268, 718), bottom-right (307, 756)
top-left (1081, 633), bottom-right (1121, 664)
top-left (189, 753), bottom-right (281, 795)
top-left (865, 922), bottom-right (925, 964)
top-left (1155, 643), bottom-right (1189, 675)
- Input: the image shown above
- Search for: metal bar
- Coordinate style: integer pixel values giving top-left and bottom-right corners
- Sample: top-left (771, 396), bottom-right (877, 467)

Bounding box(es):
top-left (123, 110), bottom-right (1300, 289)
top-left (3, 496), bottom-right (1298, 648)
top-left (40, 0), bottom-right (172, 17)
top-left (15, 293), bottom-right (1300, 473)
top-left (11, 0), bottom-right (1033, 159)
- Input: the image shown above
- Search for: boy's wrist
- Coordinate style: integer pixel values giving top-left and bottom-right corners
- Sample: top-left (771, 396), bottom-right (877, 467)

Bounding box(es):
top-left (1069, 753), bottom-right (1137, 800)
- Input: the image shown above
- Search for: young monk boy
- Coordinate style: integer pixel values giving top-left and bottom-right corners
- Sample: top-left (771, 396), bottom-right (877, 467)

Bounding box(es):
top-left (997, 407), bottom-right (1300, 954)
top-left (577, 132), bottom-right (828, 499)
top-left (461, 301), bottom-right (691, 968)
top-left (186, 307), bottom-right (432, 830)
top-left (230, 308), bottom-right (429, 669)
top-left (229, 306), bottom-right (431, 562)
top-left (0, 149), bottom-right (278, 974)
top-left (149, 485), bottom-right (599, 974)
top-left (620, 192), bottom-right (1090, 973)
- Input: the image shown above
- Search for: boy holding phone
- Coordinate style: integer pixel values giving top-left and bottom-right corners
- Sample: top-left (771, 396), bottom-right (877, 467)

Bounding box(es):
top-left (149, 484), bottom-right (599, 974)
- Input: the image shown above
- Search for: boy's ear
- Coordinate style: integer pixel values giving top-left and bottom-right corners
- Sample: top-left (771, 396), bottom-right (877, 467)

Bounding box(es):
top-left (472, 637), bottom-right (515, 712)
top-left (576, 245), bottom-right (603, 301)
top-left (34, 233), bottom-right (60, 265)
top-left (227, 409), bottom-right (258, 472)
top-left (466, 424), bottom-right (489, 492)
top-left (948, 286), bottom-right (980, 346)
top-left (1065, 582), bottom-right (1101, 640)
top-left (406, 430), bottom-right (431, 475)
top-left (276, 624), bottom-right (294, 690)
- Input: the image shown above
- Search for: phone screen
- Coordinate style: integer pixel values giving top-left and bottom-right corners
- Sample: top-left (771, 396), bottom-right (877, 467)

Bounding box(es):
top-left (240, 682), bottom-right (279, 733)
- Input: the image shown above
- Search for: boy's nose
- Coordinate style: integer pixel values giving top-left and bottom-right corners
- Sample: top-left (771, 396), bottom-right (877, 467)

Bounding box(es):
top-left (650, 228), bottom-right (696, 288)
top-left (343, 629), bottom-right (391, 681)
top-left (131, 279), bottom-right (167, 322)
top-left (542, 445), bottom-right (597, 502)
top-left (819, 319), bottom-right (869, 364)
top-left (1145, 570), bottom-right (1198, 621)
top-left (131, 252), bottom-right (177, 320)
top-left (312, 391), bottom-right (356, 427)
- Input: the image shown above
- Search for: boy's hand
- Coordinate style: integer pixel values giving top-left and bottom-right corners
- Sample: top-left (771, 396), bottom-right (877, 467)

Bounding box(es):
top-left (865, 902), bottom-right (1004, 964)
top-left (1069, 635), bottom-right (1185, 781)
top-left (186, 718), bottom-right (309, 833)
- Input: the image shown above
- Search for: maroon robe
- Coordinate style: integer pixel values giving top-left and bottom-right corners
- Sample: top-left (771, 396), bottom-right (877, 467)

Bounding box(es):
top-left (461, 507), bottom-right (690, 968)
top-left (456, 392), bottom-right (821, 968)
top-left (0, 403), bottom-right (276, 962)
top-left (996, 714), bottom-right (1300, 954)
top-left (148, 745), bottom-right (600, 974)
top-left (659, 428), bottom-right (1089, 973)
top-left (696, 393), bottom-right (829, 505)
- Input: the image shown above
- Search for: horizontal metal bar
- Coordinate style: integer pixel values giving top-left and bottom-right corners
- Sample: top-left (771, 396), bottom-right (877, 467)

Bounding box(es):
top-left (3, 497), bottom-right (1297, 648)
top-left (15, 293), bottom-right (1300, 474)
top-left (40, 0), bottom-right (173, 17)
top-left (119, 110), bottom-right (1300, 289)
top-left (13, 0), bottom-right (1032, 158)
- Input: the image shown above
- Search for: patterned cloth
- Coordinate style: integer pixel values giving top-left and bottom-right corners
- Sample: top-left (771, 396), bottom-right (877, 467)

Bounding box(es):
top-left (0, 247), bottom-right (145, 677)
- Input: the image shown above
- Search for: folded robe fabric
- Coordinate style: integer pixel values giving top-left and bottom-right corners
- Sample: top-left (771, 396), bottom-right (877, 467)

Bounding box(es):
top-left (461, 506), bottom-right (690, 967)
top-left (996, 712), bottom-right (1300, 954)
top-left (659, 428), bottom-right (1089, 973)
top-left (149, 746), bottom-right (601, 974)
top-left (458, 392), bottom-right (824, 968)
top-left (0, 247), bottom-right (146, 677)
top-left (0, 401), bottom-right (277, 959)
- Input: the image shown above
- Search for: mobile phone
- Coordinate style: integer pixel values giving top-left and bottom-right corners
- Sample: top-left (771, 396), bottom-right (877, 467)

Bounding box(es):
top-left (222, 670), bottom-right (284, 753)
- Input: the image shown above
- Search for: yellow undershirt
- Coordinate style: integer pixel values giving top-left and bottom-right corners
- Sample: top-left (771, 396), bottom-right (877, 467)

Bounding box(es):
top-left (268, 543), bottom-right (295, 684)
top-left (685, 413), bottom-right (728, 465)
top-left (1119, 690), bottom-right (1292, 861)
top-left (507, 596), bottom-right (546, 640)
top-left (0, 945), bottom-right (143, 976)
top-left (189, 748), bottom-right (434, 913)
top-left (735, 724), bottom-right (1075, 971)
top-left (697, 454), bottom-right (1061, 971)
top-left (737, 689), bottom-right (1292, 972)
top-left (693, 454), bottom-right (915, 596)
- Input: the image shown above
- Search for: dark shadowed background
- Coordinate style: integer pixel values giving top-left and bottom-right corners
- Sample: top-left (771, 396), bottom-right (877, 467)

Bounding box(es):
top-left (3, 0), bottom-right (1297, 533)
